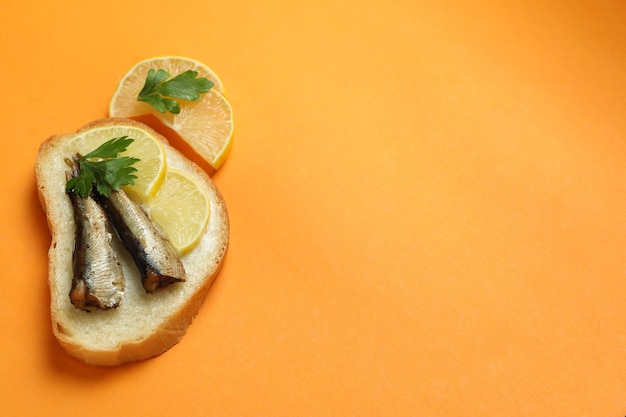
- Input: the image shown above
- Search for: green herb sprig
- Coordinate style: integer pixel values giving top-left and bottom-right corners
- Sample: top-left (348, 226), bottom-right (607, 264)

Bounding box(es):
top-left (137, 69), bottom-right (214, 114)
top-left (66, 136), bottom-right (139, 198)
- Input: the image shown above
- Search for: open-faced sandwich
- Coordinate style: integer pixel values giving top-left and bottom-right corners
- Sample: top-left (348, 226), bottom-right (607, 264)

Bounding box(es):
top-left (34, 57), bottom-right (232, 366)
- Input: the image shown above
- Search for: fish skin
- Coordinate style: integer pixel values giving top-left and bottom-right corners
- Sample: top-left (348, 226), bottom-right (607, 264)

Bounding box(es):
top-left (68, 189), bottom-right (125, 311)
top-left (96, 188), bottom-right (186, 293)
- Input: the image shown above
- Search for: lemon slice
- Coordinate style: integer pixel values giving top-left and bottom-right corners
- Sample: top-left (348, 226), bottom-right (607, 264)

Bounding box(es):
top-left (109, 56), bottom-right (234, 170)
top-left (69, 125), bottom-right (167, 202)
top-left (148, 169), bottom-right (210, 254)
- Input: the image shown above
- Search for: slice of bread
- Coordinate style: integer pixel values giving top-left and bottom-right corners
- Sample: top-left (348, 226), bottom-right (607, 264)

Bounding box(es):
top-left (35, 118), bottom-right (229, 366)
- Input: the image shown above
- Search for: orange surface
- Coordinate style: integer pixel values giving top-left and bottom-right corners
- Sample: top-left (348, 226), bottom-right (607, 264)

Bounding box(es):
top-left (2, 0), bottom-right (626, 415)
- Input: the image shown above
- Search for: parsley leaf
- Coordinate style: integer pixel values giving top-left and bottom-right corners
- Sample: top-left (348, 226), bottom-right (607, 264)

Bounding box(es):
top-left (66, 136), bottom-right (139, 198)
top-left (137, 68), bottom-right (214, 114)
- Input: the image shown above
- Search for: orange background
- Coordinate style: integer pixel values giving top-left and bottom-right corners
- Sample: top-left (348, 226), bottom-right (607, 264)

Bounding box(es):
top-left (2, 0), bottom-right (626, 415)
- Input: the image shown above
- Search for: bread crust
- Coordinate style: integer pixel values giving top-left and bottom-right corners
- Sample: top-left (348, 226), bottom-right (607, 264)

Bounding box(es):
top-left (35, 118), bottom-right (229, 366)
